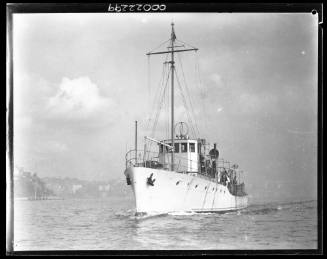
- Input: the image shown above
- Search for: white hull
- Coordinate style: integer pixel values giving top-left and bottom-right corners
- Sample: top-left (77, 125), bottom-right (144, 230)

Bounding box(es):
top-left (125, 167), bottom-right (248, 214)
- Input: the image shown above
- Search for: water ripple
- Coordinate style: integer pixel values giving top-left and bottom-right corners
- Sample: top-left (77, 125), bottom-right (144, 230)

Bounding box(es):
top-left (14, 199), bottom-right (317, 250)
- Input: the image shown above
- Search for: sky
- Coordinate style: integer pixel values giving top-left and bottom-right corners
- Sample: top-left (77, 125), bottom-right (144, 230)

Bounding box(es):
top-left (12, 12), bottom-right (318, 202)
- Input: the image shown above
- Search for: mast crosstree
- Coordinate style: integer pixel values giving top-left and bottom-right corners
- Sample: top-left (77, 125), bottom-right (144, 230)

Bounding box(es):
top-left (146, 23), bottom-right (198, 171)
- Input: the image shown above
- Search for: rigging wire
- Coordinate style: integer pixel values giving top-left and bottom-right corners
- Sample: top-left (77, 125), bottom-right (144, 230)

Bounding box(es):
top-left (174, 67), bottom-right (198, 138)
top-left (147, 55), bottom-right (151, 116)
top-left (145, 61), bottom-right (167, 156)
top-left (194, 51), bottom-right (210, 134)
top-left (166, 70), bottom-right (170, 142)
top-left (175, 37), bottom-right (207, 137)
top-left (147, 39), bottom-right (171, 54)
top-left (146, 38), bottom-right (171, 145)
top-left (145, 47), bottom-right (171, 158)
top-left (151, 68), bottom-right (171, 139)
top-left (176, 53), bottom-right (201, 138)
top-left (176, 77), bottom-right (197, 138)
top-left (146, 67), bottom-right (170, 160)
top-left (145, 53), bottom-right (169, 132)
top-left (152, 65), bottom-right (169, 136)
top-left (177, 53), bottom-right (201, 137)
top-left (146, 37), bottom-right (203, 147)
top-left (175, 39), bottom-right (198, 51)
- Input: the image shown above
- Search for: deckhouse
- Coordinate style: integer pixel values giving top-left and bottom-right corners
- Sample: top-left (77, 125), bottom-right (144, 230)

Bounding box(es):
top-left (158, 136), bottom-right (199, 173)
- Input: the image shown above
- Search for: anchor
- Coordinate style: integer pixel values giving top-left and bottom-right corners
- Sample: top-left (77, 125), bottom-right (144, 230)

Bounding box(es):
top-left (147, 173), bottom-right (156, 186)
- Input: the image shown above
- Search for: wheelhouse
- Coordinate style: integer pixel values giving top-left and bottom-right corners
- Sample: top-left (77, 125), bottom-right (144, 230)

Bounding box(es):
top-left (158, 138), bottom-right (198, 173)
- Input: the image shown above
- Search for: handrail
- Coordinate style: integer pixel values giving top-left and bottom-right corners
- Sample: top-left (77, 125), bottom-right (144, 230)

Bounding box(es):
top-left (125, 148), bottom-right (245, 177)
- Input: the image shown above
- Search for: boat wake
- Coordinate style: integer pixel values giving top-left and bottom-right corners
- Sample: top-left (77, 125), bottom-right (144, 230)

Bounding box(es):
top-left (133, 212), bottom-right (169, 221)
top-left (168, 211), bottom-right (199, 216)
top-left (122, 200), bottom-right (315, 222)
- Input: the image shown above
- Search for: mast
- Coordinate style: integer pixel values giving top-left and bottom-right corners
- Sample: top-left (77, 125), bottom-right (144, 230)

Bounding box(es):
top-left (135, 120), bottom-right (137, 164)
top-left (146, 23), bottom-right (198, 172)
top-left (170, 23), bottom-right (175, 171)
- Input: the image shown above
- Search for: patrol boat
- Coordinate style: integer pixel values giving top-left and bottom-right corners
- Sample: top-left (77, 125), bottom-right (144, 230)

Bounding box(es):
top-left (124, 23), bottom-right (248, 215)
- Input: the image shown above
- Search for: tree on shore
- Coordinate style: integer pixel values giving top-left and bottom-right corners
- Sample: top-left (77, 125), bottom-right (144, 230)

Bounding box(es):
top-left (14, 169), bottom-right (53, 199)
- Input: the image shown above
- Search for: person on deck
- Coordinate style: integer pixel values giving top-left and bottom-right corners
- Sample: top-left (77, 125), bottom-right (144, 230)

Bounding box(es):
top-left (233, 175), bottom-right (237, 185)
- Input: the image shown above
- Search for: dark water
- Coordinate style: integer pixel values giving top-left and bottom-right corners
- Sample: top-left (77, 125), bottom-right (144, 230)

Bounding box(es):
top-left (14, 198), bottom-right (317, 250)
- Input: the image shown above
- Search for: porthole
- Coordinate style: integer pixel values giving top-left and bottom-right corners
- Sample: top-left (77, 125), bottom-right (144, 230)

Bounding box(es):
top-left (195, 185), bottom-right (198, 188)
top-left (205, 186), bottom-right (207, 190)
top-left (176, 181), bottom-right (180, 185)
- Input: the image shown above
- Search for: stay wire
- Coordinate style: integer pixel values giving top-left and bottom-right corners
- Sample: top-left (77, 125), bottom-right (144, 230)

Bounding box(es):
top-left (176, 53), bottom-right (201, 137)
top-left (195, 51), bottom-right (210, 134)
top-left (174, 68), bottom-right (197, 138)
top-left (175, 39), bottom-right (198, 51)
top-left (146, 53), bottom-right (170, 132)
top-left (147, 39), bottom-right (171, 54)
top-left (151, 68), bottom-right (171, 139)
top-left (147, 65), bottom-right (168, 159)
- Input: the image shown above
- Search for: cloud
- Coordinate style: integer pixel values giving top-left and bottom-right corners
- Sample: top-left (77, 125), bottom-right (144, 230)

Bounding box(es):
top-left (47, 77), bottom-right (113, 120)
top-left (14, 73), bottom-right (55, 117)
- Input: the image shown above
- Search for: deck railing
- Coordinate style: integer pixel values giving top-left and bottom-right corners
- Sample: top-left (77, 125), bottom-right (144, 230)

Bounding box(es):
top-left (125, 149), bottom-right (195, 172)
top-left (125, 149), bottom-right (245, 183)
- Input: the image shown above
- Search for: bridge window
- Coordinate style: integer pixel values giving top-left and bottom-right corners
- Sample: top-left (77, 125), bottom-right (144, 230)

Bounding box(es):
top-left (159, 144), bottom-right (163, 153)
top-left (189, 143), bottom-right (195, 152)
top-left (174, 143), bottom-right (180, 153)
top-left (181, 143), bottom-right (188, 153)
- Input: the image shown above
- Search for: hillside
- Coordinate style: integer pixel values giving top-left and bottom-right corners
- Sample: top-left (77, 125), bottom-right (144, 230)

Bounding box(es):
top-left (14, 169), bottom-right (54, 199)
top-left (42, 176), bottom-right (131, 199)
top-left (13, 167), bottom-right (132, 200)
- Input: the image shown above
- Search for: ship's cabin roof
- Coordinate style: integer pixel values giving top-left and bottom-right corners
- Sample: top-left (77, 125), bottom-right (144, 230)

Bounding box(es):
top-left (158, 137), bottom-right (199, 154)
top-left (161, 138), bottom-right (198, 143)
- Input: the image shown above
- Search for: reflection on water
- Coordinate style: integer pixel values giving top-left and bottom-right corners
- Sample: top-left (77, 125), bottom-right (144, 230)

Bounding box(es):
top-left (14, 199), bottom-right (317, 250)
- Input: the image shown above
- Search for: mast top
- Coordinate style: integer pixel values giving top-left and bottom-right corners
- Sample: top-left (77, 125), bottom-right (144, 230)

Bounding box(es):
top-left (146, 23), bottom-right (198, 56)
top-left (171, 22), bottom-right (176, 41)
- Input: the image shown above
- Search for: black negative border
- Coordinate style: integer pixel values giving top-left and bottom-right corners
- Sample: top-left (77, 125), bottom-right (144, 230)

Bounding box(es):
top-left (5, 2), bottom-right (324, 256)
